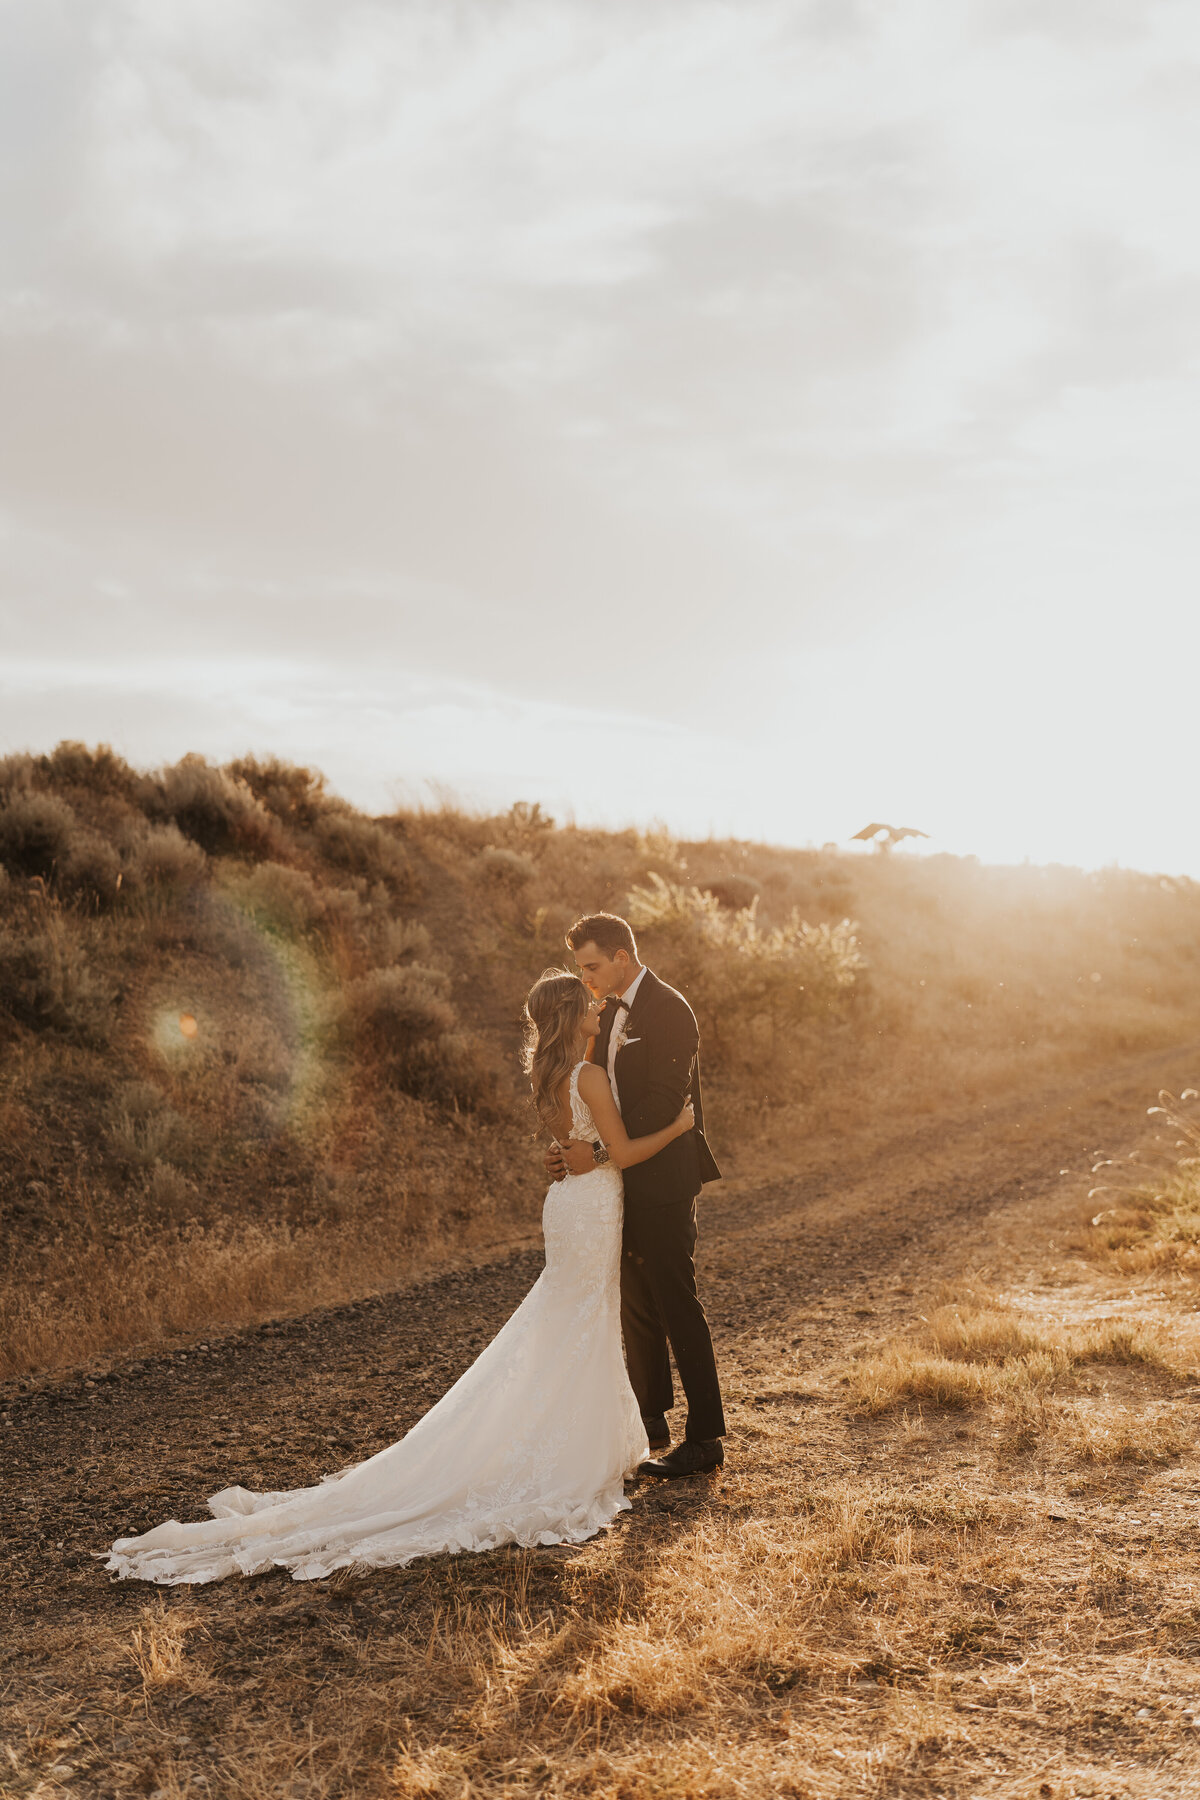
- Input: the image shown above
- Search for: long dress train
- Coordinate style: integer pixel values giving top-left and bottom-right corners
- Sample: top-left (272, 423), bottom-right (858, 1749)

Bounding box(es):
top-left (104, 1065), bottom-right (647, 1584)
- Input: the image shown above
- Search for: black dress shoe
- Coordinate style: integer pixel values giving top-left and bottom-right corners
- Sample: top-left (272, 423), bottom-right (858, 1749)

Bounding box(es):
top-left (640, 1438), bottom-right (724, 1479)
top-left (642, 1414), bottom-right (670, 1452)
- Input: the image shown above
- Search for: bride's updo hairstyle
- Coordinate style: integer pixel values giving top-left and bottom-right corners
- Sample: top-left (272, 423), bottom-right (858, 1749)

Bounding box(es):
top-left (522, 968), bottom-right (590, 1132)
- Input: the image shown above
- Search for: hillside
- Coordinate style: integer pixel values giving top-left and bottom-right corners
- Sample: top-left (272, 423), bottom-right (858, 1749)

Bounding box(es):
top-left (3, 741), bottom-right (1200, 1377)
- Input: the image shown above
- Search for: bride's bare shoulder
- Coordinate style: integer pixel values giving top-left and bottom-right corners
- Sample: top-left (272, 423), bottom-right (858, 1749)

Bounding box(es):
top-left (577, 1062), bottom-right (607, 1096)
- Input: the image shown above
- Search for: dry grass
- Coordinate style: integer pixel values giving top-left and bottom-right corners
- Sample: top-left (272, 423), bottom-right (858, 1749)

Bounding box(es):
top-left (2, 1211), bottom-right (417, 1379)
top-left (847, 1284), bottom-right (1182, 1417)
top-left (124, 1599), bottom-right (210, 1706)
top-left (1085, 1090), bottom-right (1200, 1277)
top-left (8, 1087), bottom-right (1200, 1796)
top-left (1062, 1402), bottom-right (1193, 1466)
top-left (7, 1405), bottom-right (1199, 1796)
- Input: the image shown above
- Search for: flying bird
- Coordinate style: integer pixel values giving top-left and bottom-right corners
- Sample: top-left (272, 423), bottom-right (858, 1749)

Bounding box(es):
top-left (850, 823), bottom-right (930, 852)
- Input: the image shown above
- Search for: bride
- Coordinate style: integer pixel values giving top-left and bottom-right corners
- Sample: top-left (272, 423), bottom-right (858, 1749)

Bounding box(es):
top-left (104, 969), bottom-right (694, 1584)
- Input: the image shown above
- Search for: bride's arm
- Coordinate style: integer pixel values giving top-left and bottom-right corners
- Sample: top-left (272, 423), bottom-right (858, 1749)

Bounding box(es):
top-left (577, 1064), bottom-right (693, 1170)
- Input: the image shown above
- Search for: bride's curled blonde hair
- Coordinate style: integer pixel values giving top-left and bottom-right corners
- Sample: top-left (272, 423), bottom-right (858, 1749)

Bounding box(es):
top-left (522, 968), bottom-right (590, 1132)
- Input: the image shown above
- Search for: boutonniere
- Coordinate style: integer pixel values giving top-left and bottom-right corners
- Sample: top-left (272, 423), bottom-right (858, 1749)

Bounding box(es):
top-left (614, 1025), bottom-right (640, 1054)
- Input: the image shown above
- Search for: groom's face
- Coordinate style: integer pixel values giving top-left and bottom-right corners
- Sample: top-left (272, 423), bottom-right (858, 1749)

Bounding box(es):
top-left (573, 941), bottom-right (631, 999)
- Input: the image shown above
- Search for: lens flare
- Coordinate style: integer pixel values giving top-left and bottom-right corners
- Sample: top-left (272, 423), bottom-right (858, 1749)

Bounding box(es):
top-left (144, 888), bottom-right (327, 1139)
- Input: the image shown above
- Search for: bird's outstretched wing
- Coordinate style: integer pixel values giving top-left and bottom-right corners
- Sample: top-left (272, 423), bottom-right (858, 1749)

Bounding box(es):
top-left (850, 822), bottom-right (931, 846)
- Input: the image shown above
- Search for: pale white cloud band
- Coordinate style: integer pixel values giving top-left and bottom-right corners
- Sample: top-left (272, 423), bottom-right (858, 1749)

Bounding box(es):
top-left (3, 1), bottom-right (1199, 871)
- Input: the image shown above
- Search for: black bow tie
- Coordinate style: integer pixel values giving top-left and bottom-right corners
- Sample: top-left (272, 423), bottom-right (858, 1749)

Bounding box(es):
top-left (609, 996), bottom-right (629, 1011)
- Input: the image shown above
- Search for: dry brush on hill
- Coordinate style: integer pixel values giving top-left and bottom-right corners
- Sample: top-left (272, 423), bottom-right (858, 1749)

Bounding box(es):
top-left (3, 741), bottom-right (1200, 1377)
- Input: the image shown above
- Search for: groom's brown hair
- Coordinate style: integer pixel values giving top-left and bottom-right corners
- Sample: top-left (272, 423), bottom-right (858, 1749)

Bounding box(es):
top-left (565, 912), bottom-right (638, 960)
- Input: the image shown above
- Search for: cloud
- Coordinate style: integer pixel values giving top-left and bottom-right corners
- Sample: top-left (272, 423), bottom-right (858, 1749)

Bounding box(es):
top-left (3, 0), bottom-right (1200, 867)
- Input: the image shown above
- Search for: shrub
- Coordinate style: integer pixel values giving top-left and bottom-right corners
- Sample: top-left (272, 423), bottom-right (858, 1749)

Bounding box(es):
top-left (0, 922), bottom-right (113, 1042)
top-left (231, 861), bottom-right (325, 936)
top-left (338, 965), bottom-right (496, 1111)
top-left (701, 874), bottom-right (763, 913)
top-left (0, 930), bottom-right (49, 1025)
top-left (342, 964), bottom-right (457, 1049)
top-left (158, 755), bottom-right (278, 857)
top-left (124, 823), bottom-right (207, 896)
top-left (474, 845), bottom-right (537, 893)
top-left (374, 916), bottom-right (434, 967)
top-left (115, 1079), bottom-right (170, 1122)
top-left (0, 752), bottom-right (35, 798)
top-left (628, 874), bottom-right (864, 989)
top-left (40, 741), bottom-right (140, 801)
top-left (143, 1160), bottom-right (198, 1220)
top-left (58, 830), bottom-right (125, 909)
top-left (390, 1030), bottom-right (501, 1116)
top-left (320, 884), bottom-right (369, 937)
top-left (231, 1016), bottom-right (293, 1091)
top-left (624, 873), bottom-right (866, 1071)
top-left (227, 755), bottom-right (329, 829)
top-left (314, 812), bottom-right (417, 894)
top-left (507, 800), bottom-right (555, 833)
top-left (106, 1091), bottom-right (195, 1169)
top-left (0, 791), bottom-right (76, 879)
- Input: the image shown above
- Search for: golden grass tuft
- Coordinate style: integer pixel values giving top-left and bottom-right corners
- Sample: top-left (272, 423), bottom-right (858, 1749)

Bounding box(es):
top-left (1063, 1403), bottom-right (1193, 1465)
top-left (1087, 1091), bottom-right (1200, 1275)
top-left (388, 1742), bottom-right (472, 1798)
top-left (848, 1286), bottom-right (1179, 1416)
top-left (124, 1597), bottom-right (209, 1706)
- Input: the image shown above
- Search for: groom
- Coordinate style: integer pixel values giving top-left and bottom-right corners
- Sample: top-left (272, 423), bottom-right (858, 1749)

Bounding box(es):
top-left (549, 912), bottom-right (726, 1477)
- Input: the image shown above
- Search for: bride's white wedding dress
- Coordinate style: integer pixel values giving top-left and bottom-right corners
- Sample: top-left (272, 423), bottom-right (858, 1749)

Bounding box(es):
top-left (105, 1065), bottom-right (647, 1585)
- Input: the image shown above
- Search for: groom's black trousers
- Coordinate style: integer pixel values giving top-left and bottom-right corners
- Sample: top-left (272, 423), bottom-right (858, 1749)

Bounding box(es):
top-left (621, 1196), bottom-right (726, 1443)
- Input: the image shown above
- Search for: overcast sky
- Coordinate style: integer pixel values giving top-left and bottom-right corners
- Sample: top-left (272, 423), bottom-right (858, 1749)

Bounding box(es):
top-left (3, 0), bottom-right (1200, 871)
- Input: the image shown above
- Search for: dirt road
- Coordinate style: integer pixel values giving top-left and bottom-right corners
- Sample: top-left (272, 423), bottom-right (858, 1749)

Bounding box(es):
top-left (4, 1037), bottom-right (1200, 1799)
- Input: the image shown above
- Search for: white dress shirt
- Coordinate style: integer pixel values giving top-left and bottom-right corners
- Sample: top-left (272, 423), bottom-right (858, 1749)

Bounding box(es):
top-left (606, 964), bottom-right (647, 1110)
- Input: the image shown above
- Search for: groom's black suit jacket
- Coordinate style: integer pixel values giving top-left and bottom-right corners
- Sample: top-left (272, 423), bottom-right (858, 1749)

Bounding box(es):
top-left (595, 968), bottom-right (722, 1208)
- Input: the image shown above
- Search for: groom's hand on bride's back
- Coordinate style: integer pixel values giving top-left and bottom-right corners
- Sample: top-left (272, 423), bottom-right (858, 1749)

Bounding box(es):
top-left (556, 1140), bottom-right (597, 1178)
top-left (545, 1141), bottom-right (568, 1182)
top-left (544, 1141), bottom-right (593, 1181)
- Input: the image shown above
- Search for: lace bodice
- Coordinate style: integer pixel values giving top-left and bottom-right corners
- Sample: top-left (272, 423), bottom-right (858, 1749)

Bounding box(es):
top-left (567, 1061), bottom-right (600, 1142)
